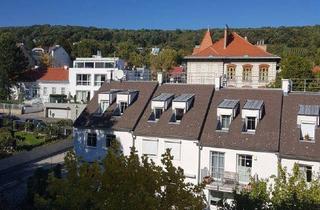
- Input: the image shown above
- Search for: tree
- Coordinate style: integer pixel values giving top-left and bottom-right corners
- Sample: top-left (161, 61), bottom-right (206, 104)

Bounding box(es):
top-left (34, 146), bottom-right (205, 210)
top-left (0, 32), bottom-right (28, 100)
top-left (280, 55), bottom-right (313, 79)
top-left (150, 48), bottom-right (178, 72)
top-left (39, 53), bottom-right (52, 69)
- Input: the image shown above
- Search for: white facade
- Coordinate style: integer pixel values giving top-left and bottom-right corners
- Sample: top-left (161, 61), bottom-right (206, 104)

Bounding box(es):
top-left (38, 81), bottom-right (69, 103)
top-left (69, 56), bottom-right (125, 102)
top-left (281, 158), bottom-right (320, 178)
top-left (200, 146), bottom-right (279, 209)
top-left (187, 60), bottom-right (278, 88)
top-left (135, 136), bottom-right (200, 185)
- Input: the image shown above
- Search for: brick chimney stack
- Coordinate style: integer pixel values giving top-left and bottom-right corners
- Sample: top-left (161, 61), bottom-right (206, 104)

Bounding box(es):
top-left (224, 25), bottom-right (229, 49)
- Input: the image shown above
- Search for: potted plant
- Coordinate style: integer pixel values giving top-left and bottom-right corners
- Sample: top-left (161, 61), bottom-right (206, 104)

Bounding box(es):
top-left (304, 134), bottom-right (311, 141)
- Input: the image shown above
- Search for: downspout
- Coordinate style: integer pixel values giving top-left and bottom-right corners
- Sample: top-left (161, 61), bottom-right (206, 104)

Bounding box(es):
top-left (277, 92), bottom-right (285, 177)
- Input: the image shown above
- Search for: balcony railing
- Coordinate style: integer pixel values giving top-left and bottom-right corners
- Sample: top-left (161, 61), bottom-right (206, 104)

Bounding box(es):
top-left (204, 171), bottom-right (242, 193)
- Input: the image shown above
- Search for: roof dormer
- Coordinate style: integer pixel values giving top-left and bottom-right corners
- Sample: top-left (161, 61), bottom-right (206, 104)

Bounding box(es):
top-left (149, 93), bottom-right (174, 122)
top-left (297, 105), bottom-right (320, 141)
top-left (115, 90), bottom-right (139, 115)
top-left (97, 89), bottom-right (120, 114)
top-left (216, 99), bottom-right (240, 131)
top-left (170, 94), bottom-right (195, 123)
top-left (241, 100), bottom-right (264, 133)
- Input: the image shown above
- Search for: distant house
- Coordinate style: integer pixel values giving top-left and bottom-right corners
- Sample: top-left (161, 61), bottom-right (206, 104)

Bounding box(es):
top-left (184, 27), bottom-right (281, 87)
top-left (151, 47), bottom-right (160, 55)
top-left (168, 66), bottom-right (186, 83)
top-left (49, 45), bottom-right (72, 68)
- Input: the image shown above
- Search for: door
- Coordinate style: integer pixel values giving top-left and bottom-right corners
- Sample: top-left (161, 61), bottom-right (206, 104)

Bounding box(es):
top-left (237, 154), bottom-right (252, 183)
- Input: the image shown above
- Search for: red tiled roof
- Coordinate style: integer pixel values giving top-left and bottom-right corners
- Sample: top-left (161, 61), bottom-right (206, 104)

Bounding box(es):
top-left (312, 66), bottom-right (320, 73)
top-left (38, 68), bottom-right (69, 81)
top-left (190, 31), bottom-right (277, 58)
top-left (169, 66), bottom-right (184, 76)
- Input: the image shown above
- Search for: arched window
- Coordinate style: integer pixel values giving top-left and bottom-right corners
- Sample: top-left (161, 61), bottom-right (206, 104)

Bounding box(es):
top-left (259, 64), bottom-right (269, 82)
top-left (227, 64), bottom-right (236, 81)
top-left (242, 64), bottom-right (252, 82)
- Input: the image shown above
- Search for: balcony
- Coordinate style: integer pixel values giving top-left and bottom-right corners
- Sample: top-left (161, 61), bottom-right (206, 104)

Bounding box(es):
top-left (203, 171), bottom-right (247, 193)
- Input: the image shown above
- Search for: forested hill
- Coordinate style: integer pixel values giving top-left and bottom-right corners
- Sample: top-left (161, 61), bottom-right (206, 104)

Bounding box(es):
top-left (1, 24), bottom-right (320, 64)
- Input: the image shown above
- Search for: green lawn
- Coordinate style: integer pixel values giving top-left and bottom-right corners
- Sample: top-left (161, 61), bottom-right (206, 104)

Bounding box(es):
top-left (15, 131), bottom-right (46, 147)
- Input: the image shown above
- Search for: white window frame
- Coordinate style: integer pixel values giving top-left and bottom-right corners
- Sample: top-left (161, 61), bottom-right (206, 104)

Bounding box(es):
top-left (61, 87), bottom-right (65, 95)
top-left (164, 140), bottom-right (181, 160)
top-left (43, 87), bottom-right (48, 96)
top-left (221, 115), bottom-right (231, 130)
top-left (94, 74), bottom-right (107, 86)
top-left (175, 108), bottom-right (185, 122)
top-left (142, 139), bottom-right (158, 157)
top-left (119, 101), bottom-right (128, 114)
top-left (52, 87), bottom-right (56, 94)
top-left (246, 116), bottom-right (256, 132)
top-left (76, 74), bottom-right (91, 86)
top-left (299, 164), bottom-right (313, 182)
top-left (100, 100), bottom-right (109, 113)
top-left (154, 107), bottom-right (163, 120)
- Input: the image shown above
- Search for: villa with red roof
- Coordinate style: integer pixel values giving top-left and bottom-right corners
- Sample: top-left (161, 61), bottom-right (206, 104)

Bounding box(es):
top-left (185, 26), bottom-right (281, 88)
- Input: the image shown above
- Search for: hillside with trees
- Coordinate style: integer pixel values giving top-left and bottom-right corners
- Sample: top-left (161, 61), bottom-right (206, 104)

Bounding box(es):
top-left (0, 25), bottom-right (320, 67)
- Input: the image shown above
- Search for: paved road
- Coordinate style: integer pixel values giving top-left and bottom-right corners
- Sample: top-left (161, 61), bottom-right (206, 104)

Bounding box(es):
top-left (0, 151), bottom-right (68, 207)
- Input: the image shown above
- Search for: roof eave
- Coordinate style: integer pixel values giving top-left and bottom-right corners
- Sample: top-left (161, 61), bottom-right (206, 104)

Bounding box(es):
top-left (184, 56), bottom-right (281, 60)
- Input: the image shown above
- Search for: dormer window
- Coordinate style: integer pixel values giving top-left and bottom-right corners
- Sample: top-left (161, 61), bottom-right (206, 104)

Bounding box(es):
top-left (242, 100), bottom-right (264, 133)
top-left (115, 90), bottom-right (138, 116)
top-left (297, 105), bottom-right (319, 141)
top-left (98, 90), bottom-right (120, 114)
top-left (170, 94), bottom-right (195, 124)
top-left (149, 93), bottom-right (174, 122)
top-left (216, 99), bottom-right (240, 131)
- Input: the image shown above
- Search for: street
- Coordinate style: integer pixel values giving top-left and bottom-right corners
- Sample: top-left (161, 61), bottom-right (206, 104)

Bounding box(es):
top-left (0, 151), bottom-right (67, 207)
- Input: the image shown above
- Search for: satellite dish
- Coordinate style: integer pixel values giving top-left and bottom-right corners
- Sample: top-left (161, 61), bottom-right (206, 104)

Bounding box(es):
top-left (114, 70), bottom-right (125, 81)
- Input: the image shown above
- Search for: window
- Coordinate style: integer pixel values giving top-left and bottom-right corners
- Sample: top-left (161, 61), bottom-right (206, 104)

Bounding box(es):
top-left (154, 108), bottom-right (163, 120)
top-left (175, 108), bottom-right (184, 122)
top-left (43, 87), bottom-right (48, 96)
top-left (120, 102), bottom-right (128, 114)
top-left (299, 165), bottom-right (312, 182)
top-left (242, 65), bottom-right (252, 81)
top-left (95, 62), bottom-right (104, 68)
top-left (75, 62), bottom-right (84, 68)
top-left (94, 74), bottom-right (107, 86)
top-left (76, 91), bottom-right (90, 102)
top-left (211, 152), bottom-right (225, 180)
top-left (221, 115), bottom-right (231, 130)
top-left (142, 139), bottom-right (158, 157)
top-left (76, 74), bottom-right (91, 86)
top-left (61, 87), bottom-right (65, 95)
top-left (300, 123), bottom-right (316, 141)
top-left (100, 100), bottom-right (109, 113)
top-left (227, 65), bottom-right (236, 81)
top-left (85, 62), bottom-right (94, 68)
top-left (52, 87), bottom-right (56, 94)
top-left (105, 134), bottom-right (115, 148)
top-left (259, 66), bottom-right (269, 82)
top-left (87, 133), bottom-right (97, 147)
top-left (238, 155), bottom-right (252, 183)
top-left (105, 62), bottom-right (114, 68)
top-left (164, 141), bottom-right (181, 160)
top-left (246, 117), bottom-right (256, 131)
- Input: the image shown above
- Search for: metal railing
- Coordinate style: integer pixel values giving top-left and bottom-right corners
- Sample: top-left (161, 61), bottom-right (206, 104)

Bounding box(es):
top-left (291, 78), bottom-right (320, 92)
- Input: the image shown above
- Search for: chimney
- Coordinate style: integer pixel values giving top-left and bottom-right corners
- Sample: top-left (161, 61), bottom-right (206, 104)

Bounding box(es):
top-left (244, 36), bottom-right (248, 41)
top-left (157, 72), bottom-right (164, 85)
top-left (215, 77), bottom-right (222, 90)
top-left (256, 40), bottom-right (267, 51)
top-left (282, 79), bottom-right (292, 96)
top-left (224, 25), bottom-right (228, 49)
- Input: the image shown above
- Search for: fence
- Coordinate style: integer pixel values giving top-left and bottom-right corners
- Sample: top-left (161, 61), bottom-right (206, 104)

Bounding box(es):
top-left (0, 103), bottom-right (23, 115)
top-left (291, 78), bottom-right (320, 92)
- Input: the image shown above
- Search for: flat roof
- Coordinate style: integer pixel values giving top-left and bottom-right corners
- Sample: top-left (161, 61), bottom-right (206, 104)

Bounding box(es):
top-left (243, 100), bottom-right (264, 110)
top-left (152, 93), bottom-right (174, 102)
top-left (173, 94), bottom-right (195, 102)
top-left (298, 105), bottom-right (320, 116)
top-left (218, 99), bottom-right (239, 109)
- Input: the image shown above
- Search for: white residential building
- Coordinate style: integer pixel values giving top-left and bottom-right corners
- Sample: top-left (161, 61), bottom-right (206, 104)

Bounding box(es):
top-left (184, 27), bottom-right (281, 88)
top-left (69, 54), bottom-right (125, 103)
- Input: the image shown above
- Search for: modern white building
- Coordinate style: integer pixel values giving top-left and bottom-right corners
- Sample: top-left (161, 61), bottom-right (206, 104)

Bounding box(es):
top-left (184, 27), bottom-right (281, 88)
top-left (69, 54), bottom-right (125, 103)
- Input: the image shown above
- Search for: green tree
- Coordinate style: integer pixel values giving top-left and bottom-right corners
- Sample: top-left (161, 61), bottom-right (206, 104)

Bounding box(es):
top-left (0, 32), bottom-right (28, 100)
top-left (150, 48), bottom-right (178, 72)
top-left (34, 146), bottom-right (205, 210)
top-left (280, 55), bottom-right (313, 79)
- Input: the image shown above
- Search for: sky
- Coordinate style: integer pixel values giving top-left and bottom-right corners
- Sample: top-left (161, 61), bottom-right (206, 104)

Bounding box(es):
top-left (0, 0), bottom-right (319, 29)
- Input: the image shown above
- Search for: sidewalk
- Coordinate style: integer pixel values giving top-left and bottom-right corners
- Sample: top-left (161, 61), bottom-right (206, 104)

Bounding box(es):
top-left (0, 139), bottom-right (73, 173)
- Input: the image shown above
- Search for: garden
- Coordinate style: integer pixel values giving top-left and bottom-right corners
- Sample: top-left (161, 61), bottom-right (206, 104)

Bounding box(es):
top-left (0, 115), bottom-right (73, 159)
